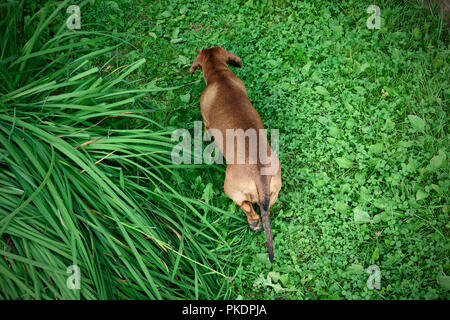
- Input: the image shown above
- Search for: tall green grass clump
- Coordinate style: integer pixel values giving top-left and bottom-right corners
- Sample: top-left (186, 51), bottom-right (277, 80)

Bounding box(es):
top-left (0, 0), bottom-right (235, 299)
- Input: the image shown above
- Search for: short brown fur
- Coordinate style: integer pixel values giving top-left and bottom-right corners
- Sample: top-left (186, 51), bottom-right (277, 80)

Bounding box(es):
top-left (190, 46), bottom-right (282, 263)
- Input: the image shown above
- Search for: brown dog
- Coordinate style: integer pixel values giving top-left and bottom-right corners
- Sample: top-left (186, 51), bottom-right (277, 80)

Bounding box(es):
top-left (190, 46), bottom-right (281, 262)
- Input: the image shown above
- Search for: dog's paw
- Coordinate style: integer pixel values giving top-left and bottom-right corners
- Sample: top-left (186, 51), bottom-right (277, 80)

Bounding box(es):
top-left (249, 220), bottom-right (262, 231)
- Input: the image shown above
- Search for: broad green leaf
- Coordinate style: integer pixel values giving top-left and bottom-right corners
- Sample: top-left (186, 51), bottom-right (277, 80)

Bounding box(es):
top-left (280, 274), bottom-right (289, 286)
top-left (328, 126), bottom-right (341, 138)
top-left (372, 247), bottom-right (379, 261)
top-left (336, 201), bottom-right (348, 214)
top-left (429, 150), bottom-right (447, 170)
top-left (315, 86), bottom-right (329, 96)
top-left (336, 157), bottom-right (353, 169)
top-left (180, 93), bottom-right (190, 103)
top-left (369, 143), bottom-right (384, 154)
top-left (355, 172), bottom-right (366, 185)
top-left (408, 115), bottom-right (426, 132)
top-left (437, 275), bottom-right (450, 290)
top-left (346, 264), bottom-right (364, 275)
top-left (416, 189), bottom-right (429, 201)
top-left (302, 61), bottom-right (312, 75)
top-left (373, 214), bottom-right (382, 223)
top-left (357, 62), bottom-right (370, 73)
top-left (354, 207), bottom-right (371, 224)
top-left (268, 271), bottom-right (281, 283)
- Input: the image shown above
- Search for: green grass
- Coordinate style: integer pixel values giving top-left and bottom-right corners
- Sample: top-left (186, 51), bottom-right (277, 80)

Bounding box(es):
top-left (1, 0), bottom-right (449, 299)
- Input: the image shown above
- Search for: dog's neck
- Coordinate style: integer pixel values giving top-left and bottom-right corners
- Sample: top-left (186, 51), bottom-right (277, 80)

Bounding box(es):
top-left (201, 61), bottom-right (231, 85)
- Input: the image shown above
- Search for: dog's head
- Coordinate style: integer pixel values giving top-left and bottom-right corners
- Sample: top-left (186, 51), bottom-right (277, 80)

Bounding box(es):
top-left (190, 46), bottom-right (241, 76)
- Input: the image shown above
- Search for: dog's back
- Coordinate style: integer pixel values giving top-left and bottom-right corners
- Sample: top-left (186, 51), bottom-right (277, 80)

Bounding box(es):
top-left (190, 46), bottom-right (281, 263)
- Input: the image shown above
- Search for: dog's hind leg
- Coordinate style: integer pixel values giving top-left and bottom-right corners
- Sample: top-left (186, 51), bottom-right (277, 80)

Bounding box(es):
top-left (224, 166), bottom-right (261, 231)
top-left (240, 201), bottom-right (261, 231)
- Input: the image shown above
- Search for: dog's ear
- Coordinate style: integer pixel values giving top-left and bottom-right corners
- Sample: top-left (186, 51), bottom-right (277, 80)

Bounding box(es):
top-left (190, 51), bottom-right (202, 76)
top-left (224, 49), bottom-right (242, 68)
top-left (190, 60), bottom-right (201, 76)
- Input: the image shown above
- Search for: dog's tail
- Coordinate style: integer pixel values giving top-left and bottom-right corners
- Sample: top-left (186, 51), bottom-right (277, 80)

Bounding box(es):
top-left (257, 175), bottom-right (274, 263)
